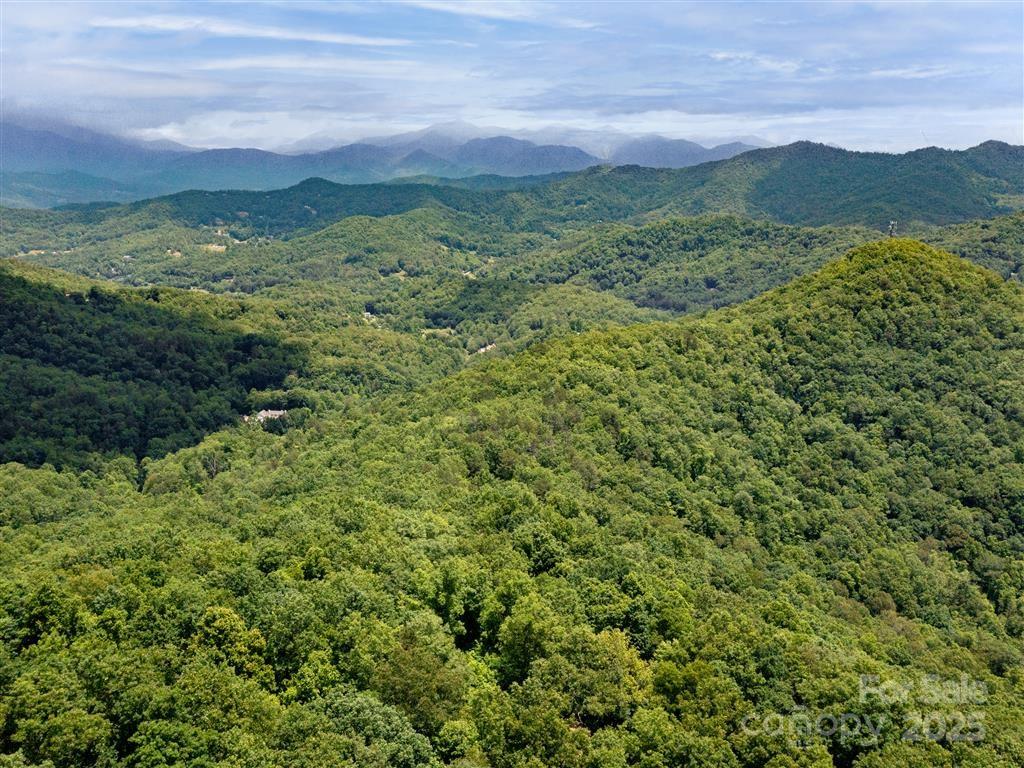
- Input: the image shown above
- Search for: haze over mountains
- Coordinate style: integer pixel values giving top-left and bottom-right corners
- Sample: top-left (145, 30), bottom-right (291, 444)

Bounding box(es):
top-left (1, 118), bottom-right (764, 208)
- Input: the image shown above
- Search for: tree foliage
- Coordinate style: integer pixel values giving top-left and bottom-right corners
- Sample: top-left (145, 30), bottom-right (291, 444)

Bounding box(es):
top-left (1, 241), bottom-right (1022, 766)
top-left (0, 264), bottom-right (303, 468)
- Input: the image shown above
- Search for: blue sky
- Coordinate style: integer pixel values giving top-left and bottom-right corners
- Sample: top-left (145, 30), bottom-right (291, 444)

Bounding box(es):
top-left (2, 0), bottom-right (1021, 151)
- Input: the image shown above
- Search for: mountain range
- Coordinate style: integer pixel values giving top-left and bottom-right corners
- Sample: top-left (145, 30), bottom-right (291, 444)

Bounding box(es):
top-left (1, 105), bottom-right (1024, 768)
top-left (6, 138), bottom-right (1017, 244)
top-left (0, 119), bottom-right (761, 207)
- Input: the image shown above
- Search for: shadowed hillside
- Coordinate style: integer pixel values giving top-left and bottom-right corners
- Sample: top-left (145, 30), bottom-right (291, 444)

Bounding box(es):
top-left (0, 263), bottom-right (304, 468)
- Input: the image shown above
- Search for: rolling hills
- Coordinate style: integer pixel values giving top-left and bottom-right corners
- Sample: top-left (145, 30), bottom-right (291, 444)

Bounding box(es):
top-left (4, 163), bottom-right (1021, 382)
top-left (4, 141), bottom-right (1017, 256)
top-left (4, 117), bottom-right (1020, 224)
top-left (1, 241), bottom-right (1021, 767)
top-left (4, 182), bottom-right (1020, 365)
top-left (2, 120), bottom-right (1023, 768)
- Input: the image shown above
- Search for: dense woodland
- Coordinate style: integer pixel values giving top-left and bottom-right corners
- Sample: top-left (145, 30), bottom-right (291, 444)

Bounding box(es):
top-left (0, 147), bottom-right (1023, 768)
top-left (0, 264), bottom-right (306, 468)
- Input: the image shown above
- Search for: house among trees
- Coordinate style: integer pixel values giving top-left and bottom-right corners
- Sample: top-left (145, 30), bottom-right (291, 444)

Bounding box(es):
top-left (244, 409), bottom-right (287, 423)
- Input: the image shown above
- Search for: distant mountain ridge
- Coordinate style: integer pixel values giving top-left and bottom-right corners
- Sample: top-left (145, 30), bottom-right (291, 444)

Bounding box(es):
top-left (448, 136), bottom-right (597, 176)
top-left (610, 135), bottom-right (758, 168)
top-left (4, 141), bottom-right (1021, 256)
top-left (1, 119), bottom-right (757, 207)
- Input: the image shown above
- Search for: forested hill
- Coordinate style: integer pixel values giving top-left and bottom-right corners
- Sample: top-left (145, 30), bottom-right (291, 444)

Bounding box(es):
top-left (526, 140), bottom-right (1024, 228)
top-left (498, 212), bottom-right (1024, 313)
top-left (0, 262), bottom-right (304, 468)
top-left (2, 141), bottom-right (1020, 249)
top-left (2, 240), bottom-right (1022, 767)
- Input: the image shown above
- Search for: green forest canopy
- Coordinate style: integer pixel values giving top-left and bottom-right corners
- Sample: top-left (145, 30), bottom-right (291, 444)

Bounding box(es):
top-left (0, 263), bottom-right (305, 469)
top-left (1, 240), bottom-right (1022, 767)
top-left (1, 138), bottom-right (1023, 767)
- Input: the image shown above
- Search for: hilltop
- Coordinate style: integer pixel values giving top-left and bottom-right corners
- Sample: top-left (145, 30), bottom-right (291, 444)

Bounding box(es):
top-left (526, 141), bottom-right (1024, 229)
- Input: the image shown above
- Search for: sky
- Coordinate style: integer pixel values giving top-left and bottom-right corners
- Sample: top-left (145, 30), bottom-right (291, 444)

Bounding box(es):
top-left (2, 0), bottom-right (1022, 152)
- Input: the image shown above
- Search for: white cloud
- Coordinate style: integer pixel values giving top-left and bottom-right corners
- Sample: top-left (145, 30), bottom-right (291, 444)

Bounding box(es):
top-left (709, 51), bottom-right (802, 74)
top-left (7, 58), bottom-right (226, 100)
top-left (2, 0), bottom-right (1018, 151)
top-left (90, 14), bottom-right (410, 46)
top-left (188, 55), bottom-right (469, 82)
top-left (867, 66), bottom-right (955, 79)
top-left (400, 0), bottom-right (539, 21)
top-left (961, 42), bottom-right (1023, 55)
top-left (131, 109), bottom-right (429, 148)
top-left (399, 0), bottom-right (600, 29)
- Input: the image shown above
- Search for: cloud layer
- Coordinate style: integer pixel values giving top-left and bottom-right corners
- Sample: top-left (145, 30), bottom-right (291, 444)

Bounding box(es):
top-left (3, 1), bottom-right (1021, 150)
